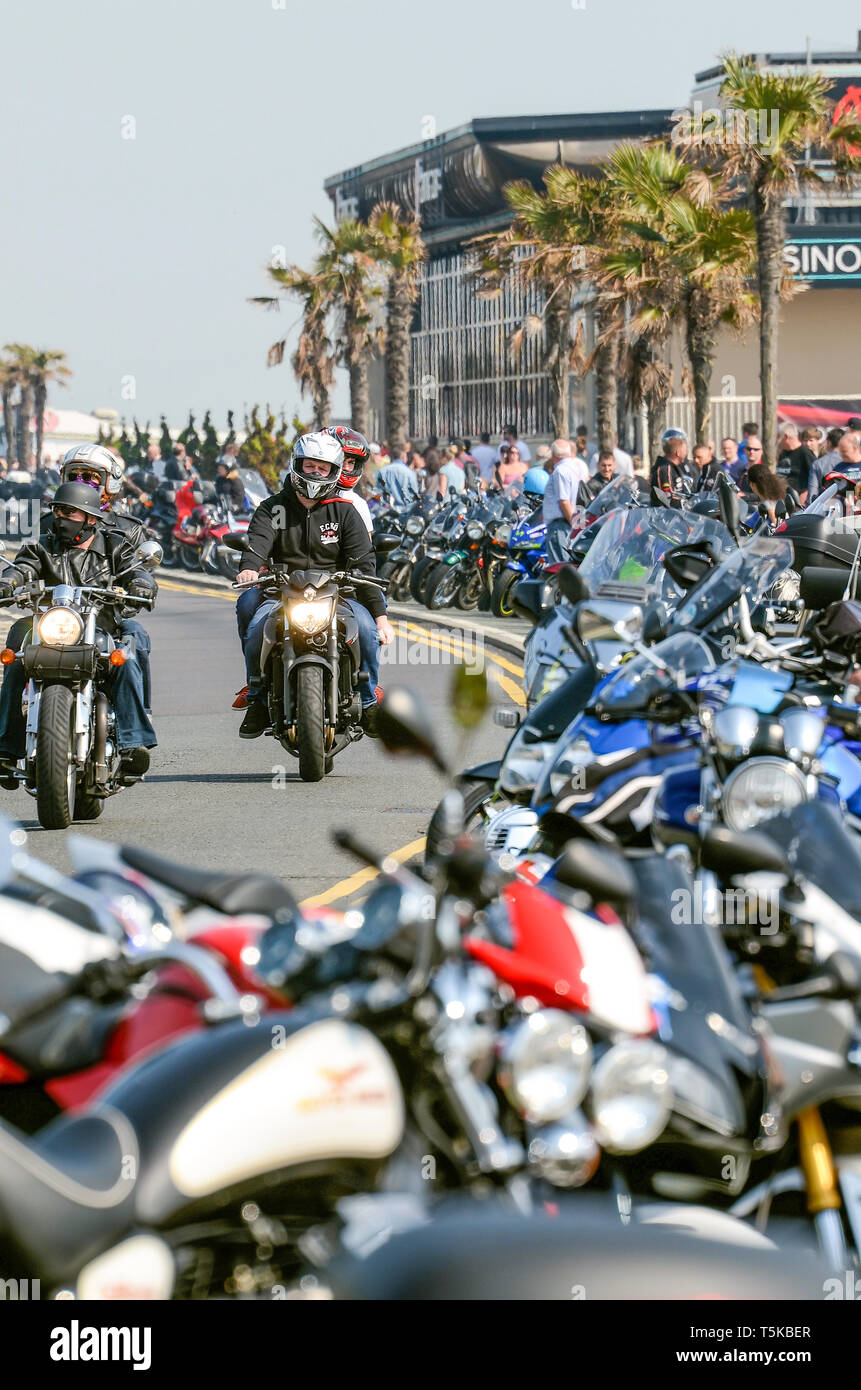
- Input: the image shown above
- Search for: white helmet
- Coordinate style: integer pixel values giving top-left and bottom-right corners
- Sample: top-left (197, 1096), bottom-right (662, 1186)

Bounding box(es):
top-left (289, 431), bottom-right (345, 500)
top-left (61, 443), bottom-right (125, 500)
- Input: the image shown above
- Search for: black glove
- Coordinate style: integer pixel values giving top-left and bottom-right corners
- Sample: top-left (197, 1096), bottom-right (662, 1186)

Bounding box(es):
top-left (127, 582), bottom-right (152, 600)
top-left (0, 580), bottom-right (17, 601)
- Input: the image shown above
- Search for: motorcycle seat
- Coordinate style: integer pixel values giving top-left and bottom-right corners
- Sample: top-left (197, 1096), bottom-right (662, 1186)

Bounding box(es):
top-left (0, 1109), bottom-right (136, 1285)
top-left (118, 844), bottom-right (298, 919)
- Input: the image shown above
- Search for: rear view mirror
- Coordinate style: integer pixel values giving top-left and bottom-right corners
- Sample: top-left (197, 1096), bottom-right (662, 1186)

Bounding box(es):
top-left (134, 539), bottom-right (163, 570)
top-left (554, 839), bottom-right (639, 909)
top-left (223, 532), bottom-right (250, 553)
top-left (700, 826), bottom-right (791, 880)
top-left (799, 567), bottom-right (848, 609)
top-left (716, 473), bottom-right (740, 539)
top-left (557, 565), bottom-right (590, 606)
top-left (641, 602), bottom-right (668, 647)
top-left (376, 686), bottom-right (448, 773)
top-left (662, 542), bottom-right (717, 591)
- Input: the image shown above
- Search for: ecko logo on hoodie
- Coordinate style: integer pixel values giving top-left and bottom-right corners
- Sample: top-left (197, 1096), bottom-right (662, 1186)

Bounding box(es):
top-left (320, 521), bottom-right (340, 545)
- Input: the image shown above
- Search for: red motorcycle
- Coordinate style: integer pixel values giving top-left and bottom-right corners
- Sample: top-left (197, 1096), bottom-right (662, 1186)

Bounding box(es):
top-left (171, 480), bottom-right (251, 579)
top-left (0, 836), bottom-right (345, 1132)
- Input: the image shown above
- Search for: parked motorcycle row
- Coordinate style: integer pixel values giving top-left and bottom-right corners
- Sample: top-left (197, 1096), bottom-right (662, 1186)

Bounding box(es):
top-left (3, 467), bottom-right (861, 1300)
top-left (133, 466), bottom-right (268, 580)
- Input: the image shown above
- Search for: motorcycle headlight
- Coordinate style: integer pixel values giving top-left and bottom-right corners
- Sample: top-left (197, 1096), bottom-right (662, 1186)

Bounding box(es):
top-left (548, 736), bottom-right (595, 796)
top-left (289, 599), bottom-right (333, 635)
top-left (493, 522), bottom-right (512, 544)
top-left (466, 521), bottom-right (485, 540)
top-left (499, 729), bottom-right (555, 795)
top-left (406, 516), bottom-right (424, 535)
top-left (590, 1041), bottom-right (672, 1153)
top-left (721, 757), bottom-right (808, 831)
top-left (37, 607), bottom-right (84, 647)
top-left (498, 1009), bottom-right (593, 1123)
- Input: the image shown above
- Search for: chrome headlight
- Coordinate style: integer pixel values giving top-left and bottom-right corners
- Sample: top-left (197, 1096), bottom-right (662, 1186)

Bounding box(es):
top-left (590, 1040), bottom-right (672, 1153)
top-left (494, 522), bottom-right (512, 544)
top-left (37, 607), bottom-right (84, 647)
top-left (498, 1009), bottom-right (593, 1123)
top-left (499, 727), bottom-right (555, 795)
top-left (466, 521), bottom-right (485, 540)
top-left (406, 516), bottom-right (424, 535)
top-left (289, 599), bottom-right (333, 635)
top-left (721, 757), bottom-right (807, 831)
top-left (548, 735), bottom-right (595, 796)
top-left (712, 705), bottom-right (760, 759)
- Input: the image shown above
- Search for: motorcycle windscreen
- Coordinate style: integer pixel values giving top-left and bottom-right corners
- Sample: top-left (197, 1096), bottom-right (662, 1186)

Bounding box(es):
top-left (763, 800), bottom-right (861, 919)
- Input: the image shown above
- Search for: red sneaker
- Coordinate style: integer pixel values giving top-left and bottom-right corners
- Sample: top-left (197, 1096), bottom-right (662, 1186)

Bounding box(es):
top-left (374, 685), bottom-right (384, 704)
top-left (232, 686), bottom-right (249, 709)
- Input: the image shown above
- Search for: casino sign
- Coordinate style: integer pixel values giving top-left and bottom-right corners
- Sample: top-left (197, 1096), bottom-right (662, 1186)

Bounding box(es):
top-left (784, 236), bottom-right (861, 283)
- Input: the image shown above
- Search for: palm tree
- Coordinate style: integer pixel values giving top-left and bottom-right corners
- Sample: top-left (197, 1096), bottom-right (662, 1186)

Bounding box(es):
top-left (678, 54), bottom-right (861, 465)
top-left (369, 203), bottom-right (426, 447)
top-left (26, 348), bottom-right (72, 465)
top-left (252, 268), bottom-right (335, 429)
top-left (0, 359), bottom-right (20, 466)
top-left (308, 217), bottom-right (383, 437)
top-left (5, 344), bottom-right (39, 467)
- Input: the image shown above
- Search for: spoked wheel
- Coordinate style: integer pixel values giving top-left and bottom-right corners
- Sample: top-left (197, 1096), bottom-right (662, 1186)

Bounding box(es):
top-left (456, 570), bottom-right (483, 611)
top-left (425, 562), bottom-right (462, 611)
top-left (491, 569), bottom-right (519, 618)
top-left (410, 555), bottom-right (438, 603)
top-left (35, 683), bottom-right (77, 829)
top-left (379, 559), bottom-right (409, 601)
top-left (296, 665), bottom-right (328, 782)
top-left (201, 545), bottom-right (221, 576)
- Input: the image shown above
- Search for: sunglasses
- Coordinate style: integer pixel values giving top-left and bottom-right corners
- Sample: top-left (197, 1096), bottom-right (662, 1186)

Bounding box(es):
top-left (747, 447), bottom-right (763, 454)
top-left (67, 468), bottom-right (102, 485)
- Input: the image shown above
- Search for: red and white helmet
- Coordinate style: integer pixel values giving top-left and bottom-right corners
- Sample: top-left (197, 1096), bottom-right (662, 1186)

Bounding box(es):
top-left (289, 431), bottom-right (345, 500)
top-left (322, 425), bottom-right (371, 490)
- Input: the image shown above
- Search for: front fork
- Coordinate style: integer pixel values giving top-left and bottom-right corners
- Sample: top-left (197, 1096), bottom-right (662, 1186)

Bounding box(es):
top-left (797, 1106), bottom-right (848, 1270)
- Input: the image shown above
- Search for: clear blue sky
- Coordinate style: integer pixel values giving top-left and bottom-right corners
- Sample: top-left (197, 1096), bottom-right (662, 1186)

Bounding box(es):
top-left (3, 0), bottom-right (856, 428)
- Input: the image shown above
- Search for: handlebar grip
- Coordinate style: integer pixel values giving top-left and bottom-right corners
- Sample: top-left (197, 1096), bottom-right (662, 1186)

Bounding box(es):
top-left (332, 827), bottom-right (382, 870)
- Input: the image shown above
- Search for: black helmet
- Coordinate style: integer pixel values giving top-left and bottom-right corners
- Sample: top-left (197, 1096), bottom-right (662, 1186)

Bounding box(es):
top-left (51, 481), bottom-right (105, 521)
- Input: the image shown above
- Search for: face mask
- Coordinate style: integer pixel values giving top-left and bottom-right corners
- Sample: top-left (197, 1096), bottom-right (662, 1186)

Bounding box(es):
top-left (53, 515), bottom-right (96, 545)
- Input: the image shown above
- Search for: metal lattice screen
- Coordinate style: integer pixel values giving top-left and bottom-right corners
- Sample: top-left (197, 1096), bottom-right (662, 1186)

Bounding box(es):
top-left (408, 252), bottom-right (588, 440)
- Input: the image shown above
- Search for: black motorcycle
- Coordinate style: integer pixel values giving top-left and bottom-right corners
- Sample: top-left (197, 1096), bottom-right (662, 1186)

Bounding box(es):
top-left (233, 563), bottom-right (387, 782)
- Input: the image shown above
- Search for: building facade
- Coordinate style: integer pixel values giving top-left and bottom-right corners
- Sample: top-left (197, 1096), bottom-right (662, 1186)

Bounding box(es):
top-left (325, 47), bottom-right (861, 446)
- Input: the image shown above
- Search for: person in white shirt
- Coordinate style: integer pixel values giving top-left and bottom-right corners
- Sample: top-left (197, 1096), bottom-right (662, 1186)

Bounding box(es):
top-left (542, 439), bottom-right (589, 561)
top-left (496, 423), bottom-right (531, 465)
top-left (612, 444), bottom-right (634, 478)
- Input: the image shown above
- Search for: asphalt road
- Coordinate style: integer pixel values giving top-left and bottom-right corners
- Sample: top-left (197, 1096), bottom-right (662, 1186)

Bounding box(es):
top-left (4, 581), bottom-right (518, 904)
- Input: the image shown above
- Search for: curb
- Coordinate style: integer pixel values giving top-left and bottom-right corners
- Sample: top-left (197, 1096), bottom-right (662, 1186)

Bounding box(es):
top-left (156, 567), bottom-right (528, 659)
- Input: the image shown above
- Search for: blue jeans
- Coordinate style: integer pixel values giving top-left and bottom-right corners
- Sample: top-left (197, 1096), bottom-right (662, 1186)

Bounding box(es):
top-left (546, 518), bottom-right (573, 563)
top-left (0, 626), bottom-right (157, 758)
top-left (243, 597), bottom-right (380, 708)
top-left (236, 585), bottom-right (264, 688)
top-left (121, 619), bottom-right (152, 712)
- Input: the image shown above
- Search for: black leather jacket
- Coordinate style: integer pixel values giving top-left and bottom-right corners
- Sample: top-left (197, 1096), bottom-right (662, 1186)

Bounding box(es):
top-left (8, 526), bottom-right (157, 633)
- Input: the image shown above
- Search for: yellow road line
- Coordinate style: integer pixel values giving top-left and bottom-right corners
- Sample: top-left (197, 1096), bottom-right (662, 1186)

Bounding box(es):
top-left (398, 619), bottom-right (525, 677)
top-left (159, 578), bottom-right (236, 601)
top-left (300, 835), bottom-right (427, 907)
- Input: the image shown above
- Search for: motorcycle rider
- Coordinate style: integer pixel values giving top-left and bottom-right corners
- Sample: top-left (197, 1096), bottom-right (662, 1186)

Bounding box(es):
top-left (236, 431), bottom-right (394, 739)
top-left (0, 482), bottom-right (157, 778)
top-left (521, 466), bottom-right (550, 517)
top-left (651, 428), bottom-right (696, 499)
top-left (58, 444), bottom-right (154, 711)
top-left (232, 425), bottom-right (374, 710)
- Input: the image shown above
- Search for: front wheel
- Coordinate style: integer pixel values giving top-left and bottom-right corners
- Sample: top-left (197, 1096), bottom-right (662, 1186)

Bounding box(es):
top-left (179, 544), bottom-right (202, 572)
top-left (425, 561), bottom-right (462, 611)
top-left (456, 569), bottom-right (483, 611)
top-left (295, 665), bottom-right (328, 782)
top-left (410, 554), bottom-right (438, 603)
top-left (425, 780), bottom-right (498, 865)
top-left (35, 683), bottom-right (77, 829)
top-left (491, 568), bottom-right (519, 618)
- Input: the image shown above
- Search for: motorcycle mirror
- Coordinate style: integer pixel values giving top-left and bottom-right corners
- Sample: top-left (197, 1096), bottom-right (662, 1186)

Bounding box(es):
top-left (554, 839), bottom-right (639, 909)
top-left (823, 950), bottom-right (861, 1000)
top-left (451, 666), bottom-right (488, 731)
top-left (222, 531), bottom-right (250, 553)
top-left (376, 686), bottom-right (449, 773)
top-left (662, 543), bottom-right (716, 591)
top-left (642, 602), bottom-right (668, 646)
top-left (773, 499), bottom-right (787, 520)
top-left (700, 825), bottom-right (791, 881)
top-left (557, 564), bottom-right (590, 606)
top-left (785, 488), bottom-right (801, 516)
top-left (716, 473), bottom-right (740, 539)
top-left (134, 539), bottom-right (163, 570)
top-left (798, 567), bottom-right (848, 609)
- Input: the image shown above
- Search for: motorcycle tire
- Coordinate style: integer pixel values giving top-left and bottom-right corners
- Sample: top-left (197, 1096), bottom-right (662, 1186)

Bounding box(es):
top-left (201, 549), bottom-right (221, 577)
top-left (425, 562), bottom-right (462, 611)
top-left (410, 554), bottom-right (438, 603)
top-left (491, 569), bottom-right (519, 618)
top-left (456, 571), bottom-right (483, 612)
top-left (425, 780), bottom-right (498, 865)
top-left (179, 545), bottom-right (202, 572)
top-left (35, 683), bottom-right (76, 830)
top-left (379, 558), bottom-right (408, 601)
top-left (296, 665), bottom-right (327, 783)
